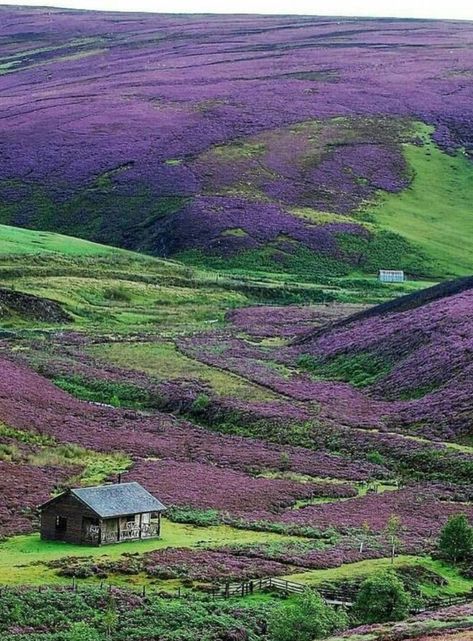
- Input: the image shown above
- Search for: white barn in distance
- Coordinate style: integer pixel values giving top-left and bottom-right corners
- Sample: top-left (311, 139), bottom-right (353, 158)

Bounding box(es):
top-left (379, 269), bottom-right (405, 283)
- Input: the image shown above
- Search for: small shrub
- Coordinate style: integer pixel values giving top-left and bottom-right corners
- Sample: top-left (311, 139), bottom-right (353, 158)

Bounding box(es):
top-left (165, 506), bottom-right (221, 527)
top-left (366, 450), bottom-right (386, 466)
top-left (191, 393), bottom-right (211, 413)
top-left (66, 621), bottom-right (103, 641)
top-left (269, 590), bottom-right (348, 641)
top-left (353, 570), bottom-right (411, 624)
top-left (102, 285), bottom-right (132, 302)
top-left (297, 353), bottom-right (320, 372)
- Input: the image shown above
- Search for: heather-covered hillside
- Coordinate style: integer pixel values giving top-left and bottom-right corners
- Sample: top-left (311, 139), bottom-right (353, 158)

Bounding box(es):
top-left (1, 8), bottom-right (473, 278)
top-left (293, 277), bottom-right (473, 442)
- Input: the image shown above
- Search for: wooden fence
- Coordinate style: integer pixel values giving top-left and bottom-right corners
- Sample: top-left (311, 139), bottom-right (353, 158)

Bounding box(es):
top-left (210, 577), bottom-right (355, 607)
top-left (7, 576), bottom-right (471, 616)
top-left (411, 593), bottom-right (473, 614)
top-left (208, 576), bottom-right (472, 614)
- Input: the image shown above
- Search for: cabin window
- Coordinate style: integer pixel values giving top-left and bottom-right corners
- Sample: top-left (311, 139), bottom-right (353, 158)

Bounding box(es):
top-left (55, 516), bottom-right (67, 532)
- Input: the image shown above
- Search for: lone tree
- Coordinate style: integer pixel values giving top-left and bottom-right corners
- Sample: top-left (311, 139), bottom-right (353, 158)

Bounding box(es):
top-left (353, 570), bottom-right (411, 624)
top-left (358, 521), bottom-right (372, 554)
top-left (269, 590), bottom-right (348, 641)
top-left (385, 514), bottom-right (402, 564)
top-left (438, 514), bottom-right (473, 564)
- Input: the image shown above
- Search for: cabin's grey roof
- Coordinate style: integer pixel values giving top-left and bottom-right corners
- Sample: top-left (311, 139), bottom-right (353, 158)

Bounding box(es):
top-left (69, 482), bottom-right (166, 518)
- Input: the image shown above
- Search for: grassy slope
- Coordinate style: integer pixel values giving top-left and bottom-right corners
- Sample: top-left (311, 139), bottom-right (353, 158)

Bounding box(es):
top-left (0, 224), bottom-right (246, 332)
top-left (0, 223), bottom-right (431, 334)
top-left (287, 556), bottom-right (473, 598)
top-left (0, 527), bottom-right (304, 586)
top-left (363, 124), bottom-right (473, 278)
top-left (0, 224), bottom-right (132, 257)
top-left (86, 341), bottom-right (276, 400)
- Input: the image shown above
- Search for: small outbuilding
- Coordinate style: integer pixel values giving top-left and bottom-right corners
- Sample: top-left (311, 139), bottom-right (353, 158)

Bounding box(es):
top-left (379, 269), bottom-right (405, 283)
top-left (38, 482), bottom-right (166, 546)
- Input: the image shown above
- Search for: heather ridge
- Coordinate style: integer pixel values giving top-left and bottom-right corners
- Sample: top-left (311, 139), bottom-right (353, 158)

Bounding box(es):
top-left (296, 274), bottom-right (473, 336)
top-left (1, 8), bottom-right (473, 279)
top-left (291, 277), bottom-right (473, 439)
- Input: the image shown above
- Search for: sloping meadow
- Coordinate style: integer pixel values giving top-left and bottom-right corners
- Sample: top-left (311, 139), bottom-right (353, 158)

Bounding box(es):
top-left (1, 9), bottom-right (473, 279)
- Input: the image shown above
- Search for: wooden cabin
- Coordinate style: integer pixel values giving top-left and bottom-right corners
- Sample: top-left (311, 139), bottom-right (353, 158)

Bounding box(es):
top-left (38, 482), bottom-right (166, 546)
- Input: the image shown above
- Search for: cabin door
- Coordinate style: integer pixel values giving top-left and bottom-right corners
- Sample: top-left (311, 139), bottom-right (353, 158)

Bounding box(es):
top-left (82, 517), bottom-right (100, 544)
top-left (55, 516), bottom-right (68, 540)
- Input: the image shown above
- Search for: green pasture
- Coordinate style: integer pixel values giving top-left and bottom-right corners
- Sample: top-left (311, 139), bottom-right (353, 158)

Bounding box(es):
top-left (0, 221), bottom-right (433, 337)
top-left (86, 340), bottom-right (275, 401)
top-left (286, 556), bottom-right (473, 598)
top-left (2, 530), bottom-right (471, 601)
top-left (0, 524), bottom-right (304, 586)
top-left (0, 224), bottom-right (131, 257)
top-left (363, 123), bottom-right (473, 278)
top-left (9, 274), bottom-right (244, 330)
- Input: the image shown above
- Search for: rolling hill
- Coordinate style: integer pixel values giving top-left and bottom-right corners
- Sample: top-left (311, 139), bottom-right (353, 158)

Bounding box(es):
top-left (1, 8), bottom-right (473, 281)
top-left (292, 276), bottom-right (473, 441)
top-left (0, 7), bottom-right (472, 639)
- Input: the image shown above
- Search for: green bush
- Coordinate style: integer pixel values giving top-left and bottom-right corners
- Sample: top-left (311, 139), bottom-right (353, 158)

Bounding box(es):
top-left (297, 351), bottom-right (392, 388)
top-left (191, 393), bottom-right (211, 413)
top-left (53, 375), bottom-right (157, 409)
top-left (165, 506), bottom-right (222, 527)
top-left (366, 450), bottom-right (386, 466)
top-left (102, 285), bottom-right (132, 303)
top-left (353, 570), bottom-right (411, 624)
top-left (269, 590), bottom-right (348, 641)
top-left (66, 622), bottom-right (103, 641)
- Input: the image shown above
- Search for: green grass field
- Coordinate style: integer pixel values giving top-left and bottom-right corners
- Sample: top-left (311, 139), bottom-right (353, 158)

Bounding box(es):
top-left (3, 530), bottom-right (471, 600)
top-left (0, 224), bottom-right (130, 256)
top-left (0, 222), bottom-right (431, 335)
top-left (87, 340), bottom-right (276, 400)
top-left (286, 555), bottom-right (473, 598)
top-left (364, 123), bottom-right (473, 277)
top-left (0, 524), bottom-right (304, 586)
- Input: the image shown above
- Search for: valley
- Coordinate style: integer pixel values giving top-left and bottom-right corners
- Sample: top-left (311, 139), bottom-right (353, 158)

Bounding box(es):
top-left (0, 7), bottom-right (472, 640)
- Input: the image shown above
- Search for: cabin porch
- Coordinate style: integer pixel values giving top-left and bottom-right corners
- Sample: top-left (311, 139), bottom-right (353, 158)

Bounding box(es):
top-left (82, 512), bottom-right (161, 545)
